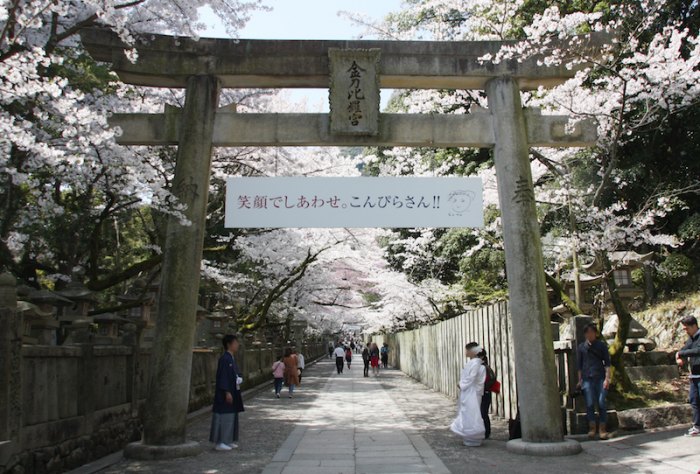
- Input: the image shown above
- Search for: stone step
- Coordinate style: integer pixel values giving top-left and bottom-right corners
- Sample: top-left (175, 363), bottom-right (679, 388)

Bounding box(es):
top-left (626, 365), bottom-right (679, 383)
top-left (617, 404), bottom-right (692, 431)
top-left (567, 410), bottom-right (619, 435)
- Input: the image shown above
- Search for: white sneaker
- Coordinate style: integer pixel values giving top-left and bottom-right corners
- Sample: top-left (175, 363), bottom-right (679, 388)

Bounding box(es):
top-left (215, 443), bottom-right (232, 451)
top-left (685, 426), bottom-right (700, 437)
top-left (463, 440), bottom-right (482, 447)
top-left (227, 443), bottom-right (239, 449)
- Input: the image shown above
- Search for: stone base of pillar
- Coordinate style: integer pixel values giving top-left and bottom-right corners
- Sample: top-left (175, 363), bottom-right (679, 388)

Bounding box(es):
top-left (124, 440), bottom-right (202, 460)
top-left (506, 438), bottom-right (582, 457)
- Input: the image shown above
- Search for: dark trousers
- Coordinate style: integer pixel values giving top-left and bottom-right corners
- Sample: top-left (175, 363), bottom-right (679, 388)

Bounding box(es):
top-left (273, 377), bottom-right (284, 394)
top-left (363, 360), bottom-right (370, 377)
top-left (481, 391), bottom-right (492, 439)
top-left (233, 412), bottom-right (239, 442)
top-left (582, 377), bottom-right (608, 423)
top-left (690, 377), bottom-right (700, 428)
top-left (298, 368), bottom-right (303, 383)
top-left (381, 354), bottom-right (388, 368)
top-left (335, 356), bottom-right (344, 374)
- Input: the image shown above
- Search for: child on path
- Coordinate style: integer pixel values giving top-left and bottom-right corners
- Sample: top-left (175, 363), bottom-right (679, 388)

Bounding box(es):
top-left (272, 355), bottom-right (285, 398)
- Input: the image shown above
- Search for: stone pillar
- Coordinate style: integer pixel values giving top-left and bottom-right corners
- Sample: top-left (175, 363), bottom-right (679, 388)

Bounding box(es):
top-left (127, 75), bottom-right (220, 460)
top-left (0, 273), bottom-right (21, 468)
top-left (486, 77), bottom-right (580, 456)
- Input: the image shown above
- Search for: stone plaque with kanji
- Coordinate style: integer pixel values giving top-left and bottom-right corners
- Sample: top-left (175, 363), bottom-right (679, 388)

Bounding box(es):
top-left (328, 48), bottom-right (381, 136)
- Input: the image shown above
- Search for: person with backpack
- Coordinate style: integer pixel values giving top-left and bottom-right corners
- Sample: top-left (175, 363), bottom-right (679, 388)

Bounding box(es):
top-left (380, 342), bottom-right (389, 368)
top-left (362, 345), bottom-right (370, 377)
top-left (676, 315), bottom-right (700, 437)
top-left (478, 349), bottom-right (499, 440)
top-left (271, 354), bottom-right (285, 398)
top-left (577, 322), bottom-right (611, 440)
top-left (369, 342), bottom-right (380, 376)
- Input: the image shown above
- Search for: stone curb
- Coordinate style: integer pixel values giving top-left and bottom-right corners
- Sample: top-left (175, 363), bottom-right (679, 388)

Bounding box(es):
top-left (506, 438), bottom-right (582, 457)
top-left (123, 440), bottom-right (202, 461)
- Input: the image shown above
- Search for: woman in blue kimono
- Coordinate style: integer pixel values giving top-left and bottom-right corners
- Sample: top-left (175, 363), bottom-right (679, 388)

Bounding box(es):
top-left (210, 334), bottom-right (245, 451)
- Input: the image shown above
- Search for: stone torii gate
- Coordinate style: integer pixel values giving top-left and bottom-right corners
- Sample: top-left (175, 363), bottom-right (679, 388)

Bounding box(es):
top-left (81, 28), bottom-right (600, 458)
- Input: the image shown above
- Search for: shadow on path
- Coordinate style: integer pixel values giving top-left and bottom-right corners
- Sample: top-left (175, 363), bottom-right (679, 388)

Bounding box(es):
top-left (98, 357), bottom-right (336, 474)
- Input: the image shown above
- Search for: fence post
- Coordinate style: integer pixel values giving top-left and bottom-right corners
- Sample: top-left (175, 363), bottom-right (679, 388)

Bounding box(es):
top-left (0, 273), bottom-right (20, 469)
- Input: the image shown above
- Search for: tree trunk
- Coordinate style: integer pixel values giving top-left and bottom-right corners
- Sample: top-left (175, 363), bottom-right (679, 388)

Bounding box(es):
top-left (545, 272), bottom-right (584, 316)
top-left (598, 251), bottom-right (635, 392)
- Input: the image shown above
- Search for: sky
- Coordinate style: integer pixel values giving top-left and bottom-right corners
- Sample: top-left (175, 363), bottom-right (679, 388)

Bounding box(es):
top-left (201, 0), bottom-right (404, 110)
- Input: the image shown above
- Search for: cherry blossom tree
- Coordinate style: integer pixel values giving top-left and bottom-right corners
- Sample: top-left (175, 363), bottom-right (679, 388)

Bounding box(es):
top-left (349, 0), bottom-right (700, 388)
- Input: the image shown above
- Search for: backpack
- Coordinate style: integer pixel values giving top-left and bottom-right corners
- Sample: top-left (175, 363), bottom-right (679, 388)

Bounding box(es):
top-left (484, 366), bottom-right (501, 394)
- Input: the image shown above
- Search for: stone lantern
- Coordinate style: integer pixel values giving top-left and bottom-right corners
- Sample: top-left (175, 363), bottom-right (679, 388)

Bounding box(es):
top-left (17, 289), bottom-right (71, 345)
top-left (56, 279), bottom-right (96, 322)
top-left (289, 319), bottom-right (308, 346)
top-left (92, 313), bottom-right (130, 345)
top-left (118, 278), bottom-right (157, 328)
top-left (62, 317), bottom-right (94, 345)
top-left (17, 301), bottom-right (54, 344)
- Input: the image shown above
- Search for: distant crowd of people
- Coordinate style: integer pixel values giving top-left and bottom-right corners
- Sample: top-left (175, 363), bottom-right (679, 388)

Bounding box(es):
top-left (329, 340), bottom-right (389, 376)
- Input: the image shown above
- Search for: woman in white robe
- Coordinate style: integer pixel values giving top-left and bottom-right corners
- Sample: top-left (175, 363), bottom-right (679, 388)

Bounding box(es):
top-left (450, 342), bottom-right (486, 446)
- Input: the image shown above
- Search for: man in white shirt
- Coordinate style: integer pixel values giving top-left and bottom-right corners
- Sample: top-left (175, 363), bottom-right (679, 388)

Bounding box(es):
top-left (333, 344), bottom-right (346, 374)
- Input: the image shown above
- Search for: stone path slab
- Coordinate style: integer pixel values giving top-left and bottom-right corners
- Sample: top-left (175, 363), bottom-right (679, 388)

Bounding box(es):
top-left (261, 361), bottom-right (450, 474)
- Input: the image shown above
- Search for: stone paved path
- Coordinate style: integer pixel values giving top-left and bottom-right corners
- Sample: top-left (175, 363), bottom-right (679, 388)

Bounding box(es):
top-left (261, 360), bottom-right (449, 474)
top-left (84, 357), bottom-right (700, 474)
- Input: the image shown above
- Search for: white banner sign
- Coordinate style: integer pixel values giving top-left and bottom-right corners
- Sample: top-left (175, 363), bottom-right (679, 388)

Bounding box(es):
top-left (225, 177), bottom-right (483, 228)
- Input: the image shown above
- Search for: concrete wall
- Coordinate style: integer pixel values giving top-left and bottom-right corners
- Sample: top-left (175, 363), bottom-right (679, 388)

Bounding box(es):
top-left (374, 301), bottom-right (519, 420)
top-left (1, 340), bottom-right (326, 473)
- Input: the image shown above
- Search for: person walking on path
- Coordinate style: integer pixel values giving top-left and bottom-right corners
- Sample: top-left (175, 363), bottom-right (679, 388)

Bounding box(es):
top-left (676, 315), bottom-right (700, 437)
top-left (380, 342), bottom-right (390, 368)
top-left (477, 349), bottom-right (497, 440)
top-left (210, 334), bottom-right (245, 451)
top-left (451, 342), bottom-right (486, 447)
top-left (283, 347), bottom-right (300, 398)
top-left (328, 342), bottom-right (334, 359)
top-left (294, 349), bottom-right (305, 384)
top-left (370, 342), bottom-right (380, 376)
top-left (272, 354), bottom-right (285, 399)
top-left (345, 346), bottom-right (353, 369)
top-left (333, 343), bottom-right (346, 374)
top-left (577, 322), bottom-right (611, 440)
top-left (362, 345), bottom-right (370, 377)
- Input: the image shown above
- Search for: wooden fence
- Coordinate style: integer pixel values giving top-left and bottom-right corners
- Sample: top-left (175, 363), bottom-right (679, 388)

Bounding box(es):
top-left (374, 300), bottom-right (518, 420)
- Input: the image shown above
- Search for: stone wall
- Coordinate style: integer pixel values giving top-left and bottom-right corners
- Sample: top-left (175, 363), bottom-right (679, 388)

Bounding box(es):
top-left (635, 292), bottom-right (700, 350)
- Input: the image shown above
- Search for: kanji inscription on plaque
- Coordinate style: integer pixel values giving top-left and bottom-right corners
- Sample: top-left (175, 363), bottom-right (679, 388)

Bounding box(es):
top-left (328, 48), bottom-right (380, 136)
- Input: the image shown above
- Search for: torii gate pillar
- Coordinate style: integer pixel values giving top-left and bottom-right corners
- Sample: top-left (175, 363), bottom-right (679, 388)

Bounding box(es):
top-left (487, 77), bottom-right (580, 455)
top-left (125, 75), bottom-right (220, 459)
